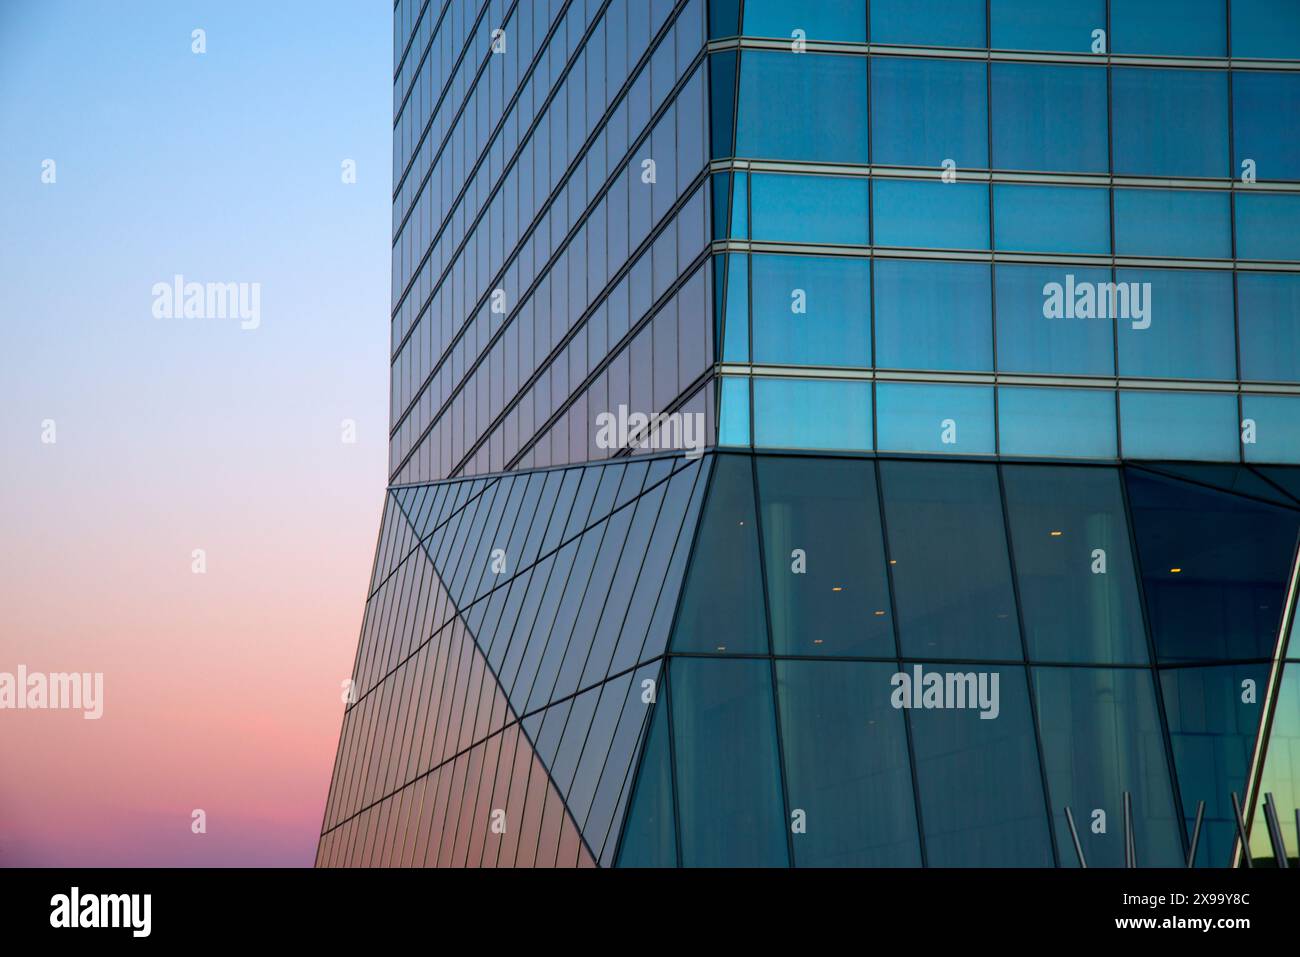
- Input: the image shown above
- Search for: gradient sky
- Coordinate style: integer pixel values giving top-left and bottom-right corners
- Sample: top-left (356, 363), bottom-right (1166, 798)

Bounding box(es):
top-left (0, 1), bottom-right (392, 865)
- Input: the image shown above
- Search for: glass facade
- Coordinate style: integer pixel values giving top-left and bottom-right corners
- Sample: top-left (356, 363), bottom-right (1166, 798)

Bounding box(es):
top-left (319, 0), bottom-right (1300, 868)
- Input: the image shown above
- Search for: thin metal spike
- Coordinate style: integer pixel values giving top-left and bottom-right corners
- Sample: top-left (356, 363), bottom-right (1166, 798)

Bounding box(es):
top-left (1064, 806), bottom-right (1088, 869)
top-left (1187, 800), bottom-right (1205, 869)
top-left (1263, 793), bottom-right (1289, 868)
top-left (1231, 791), bottom-right (1254, 868)
top-left (1123, 791), bottom-right (1135, 868)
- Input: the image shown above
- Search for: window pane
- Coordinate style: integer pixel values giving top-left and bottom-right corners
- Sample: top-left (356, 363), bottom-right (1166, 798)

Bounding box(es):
top-left (998, 387), bottom-right (1117, 459)
top-left (757, 457), bottom-right (894, 657)
top-left (752, 254), bottom-right (871, 367)
top-left (1114, 189), bottom-right (1232, 260)
top-left (876, 382), bottom-right (995, 455)
top-left (1112, 69), bottom-right (1229, 178)
top-left (670, 657), bottom-right (789, 867)
top-left (616, 692), bottom-right (676, 866)
top-left (870, 0), bottom-right (984, 48)
top-left (1238, 272), bottom-right (1300, 382)
top-left (742, 0), bottom-right (866, 41)
top-left (873, 179), bottom-right (989, 249)
top-left (1112, 0), bottom-right (1225, 56)
top-left (776, 660), bottom-right (921, 866)
top-left (1233, 72), bottom-right (1300, 182)
top-left (1003, 465), bottom-right (1147, 663)
top-left (1127, 467), bottom-right (1300, 663)
top-left (1236, 192), bottom-right (1300, 261)
top-left (1161, 663), bottom-right (1273, 867)
top-left (672, 454), bottom-right (767, 654)
top-left (990, 64), bottom-right (1107, 173)
top-left (720, 254), bottom-right (748, 362)
top-left (1232, 0), bottom-right (1300, 58)
top-left (990, 0), bottom-right (1104, 53)
top-left (1033, 666), bottom-right (1185, 867)
top-left (718, 376), bottom-right (751, 447)
top-left (754, 378), bottom-right (872, 450)
top-left (1120, 391), bottom-right (1239, 461)
top-left (736, 52), bottom-right (868, 163)
top-left (874, 259), bottom-right (991, 371)
top-left (871, 57), bottom-right (988, 168)
top-left (1115, 268), bottom-right (1236, 380)
top-left (995, 264), bottom-right (1115, 375)
top-left (1242, 395), bottom-right (1300, 464)
top-left (879, 461), bottom-right (1022, 659)
top-left (994, 184), bottom-right (1110, 254)
top-left (908, 663), bottom-right (1054, 866)
top-left (751, 173), bottom-right (870, 245)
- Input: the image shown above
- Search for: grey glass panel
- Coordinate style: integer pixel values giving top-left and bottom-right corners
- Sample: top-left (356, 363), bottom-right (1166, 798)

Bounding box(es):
top-left (776, 660), bottom-right (921, 866)
top-left (1002, 465), bottom-right (1148, 664)
top-left (590, 662), bottom-right (663, 866)
top-left (908, 663), bottom-right (1055, 866)
top-left (879, 461), bottom-right (1022, 659)
top-left (757, 456), bottom-right (894, 657)
top-left (670, 657), bottom-right (789, 867)
top-left (1034, 666), bottom-right (1185, 867)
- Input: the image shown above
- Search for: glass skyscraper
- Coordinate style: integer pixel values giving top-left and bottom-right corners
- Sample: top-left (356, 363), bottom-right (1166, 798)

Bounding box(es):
top-left (318, 0), bottom-right (1300, 868)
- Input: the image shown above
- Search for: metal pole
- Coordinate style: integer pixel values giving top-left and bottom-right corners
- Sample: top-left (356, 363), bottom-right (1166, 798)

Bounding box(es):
top-left (1187, 800), bottom-right (1205, 869)
top-left (1231, 792), bottom-right (1254, 868)
top-left (1064, 806), bottom-right (1088, 868)
top-left (1263, 793), bottom-right (1289, 868)
top-left (1123, 791), bottom-right (1135, 868)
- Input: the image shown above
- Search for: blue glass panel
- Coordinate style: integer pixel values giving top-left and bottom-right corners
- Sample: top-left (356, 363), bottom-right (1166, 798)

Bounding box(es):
top-left (742, 0), bottom-right (866, 41)
top-left (721, 254), bottom-right (748, 363)
top-left (873, 179), bottom-right (989, 249)
top-left (876, 382), bottom-right (995, 455)
top-left (709, 0), bottom-right (742, 38)
top-left (709, 50), bottom-right (736, 159)
top-left (874, 259), bottom-right (991, 371)
top-left (751, 255), bottom-right (871, 367)
top-left (776, 660), bottom-right (921, 866)
top-left (994, 185), bottom-right (1110, 254)
top-left (718, 376), bottom-right (751, 447)
top-left (908, 663), bottom-right (1055, 866)
top-left (870, 0), bottom-right (984, 48)
top-left (1115, 268), bottom-right (1236, 380)
top-left (1120, 391), bottom-right (1239, 462)
top-left (990, 64), bottom-right (1108, 173)
top-left (1112, 69), bottom-right (1229, 178)
top-left (1232, 0), bottom-right (1300, 58)
top-left (998, 387), bottom-right (1117, 459)
top-left (1233, 72), bottom-right (1300, 182)
top-left (879, 461), bottom-right (1022, 660)
top-left (670, 657), bottom-right (789, 867)
top-left (672, 454), bottom-right (767, 654)
top-left (754, 378), bottom-right (872, 451)
top-left (1238, 272), bottom-right (1300, 382)
top-left (756, 456), bottom-right (894, 657)
top-left (615, 691), bottom-right (676, 866)
top-left (1113, 190), bottom-right (1232, 260)
top-left (871, 57), bottom-right (988, 169)
top-left (1112, 0), bottom-right (1226, 56)
top-left (1126, 466), bottom-right (1300, 662)
top-left (990, 0), bottom-right (1104, 53)
top-left (736, 52), bottom-right (868, 163)
top-left (731, 170), bottom-right (748, 238)
top-left (1002, 465), bottom-right (1146, 663)
top-left (1161, 664), bottom-right (1272, 867)
top-left (1236, 193), bottom-right (1300, 261)
top-left (751, 174), bottom-right (870, 246)
top-left (1033, 666), bottom-right (1185, 867)
top-left (995, 264), bottom-right (1115, 375)
top-left (1243, 395), bottom-right (1300, 464)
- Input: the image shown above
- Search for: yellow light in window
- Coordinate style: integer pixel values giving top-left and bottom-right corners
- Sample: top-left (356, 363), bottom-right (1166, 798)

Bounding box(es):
top-left (831, 586), bottom-right (843, 592)
top-left (873, 610), bottom-right (886, 617)
top-left (1170, 567), bottom-right (1182, 574)
top-left (1050, 530), bottom-right (1063, 537)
